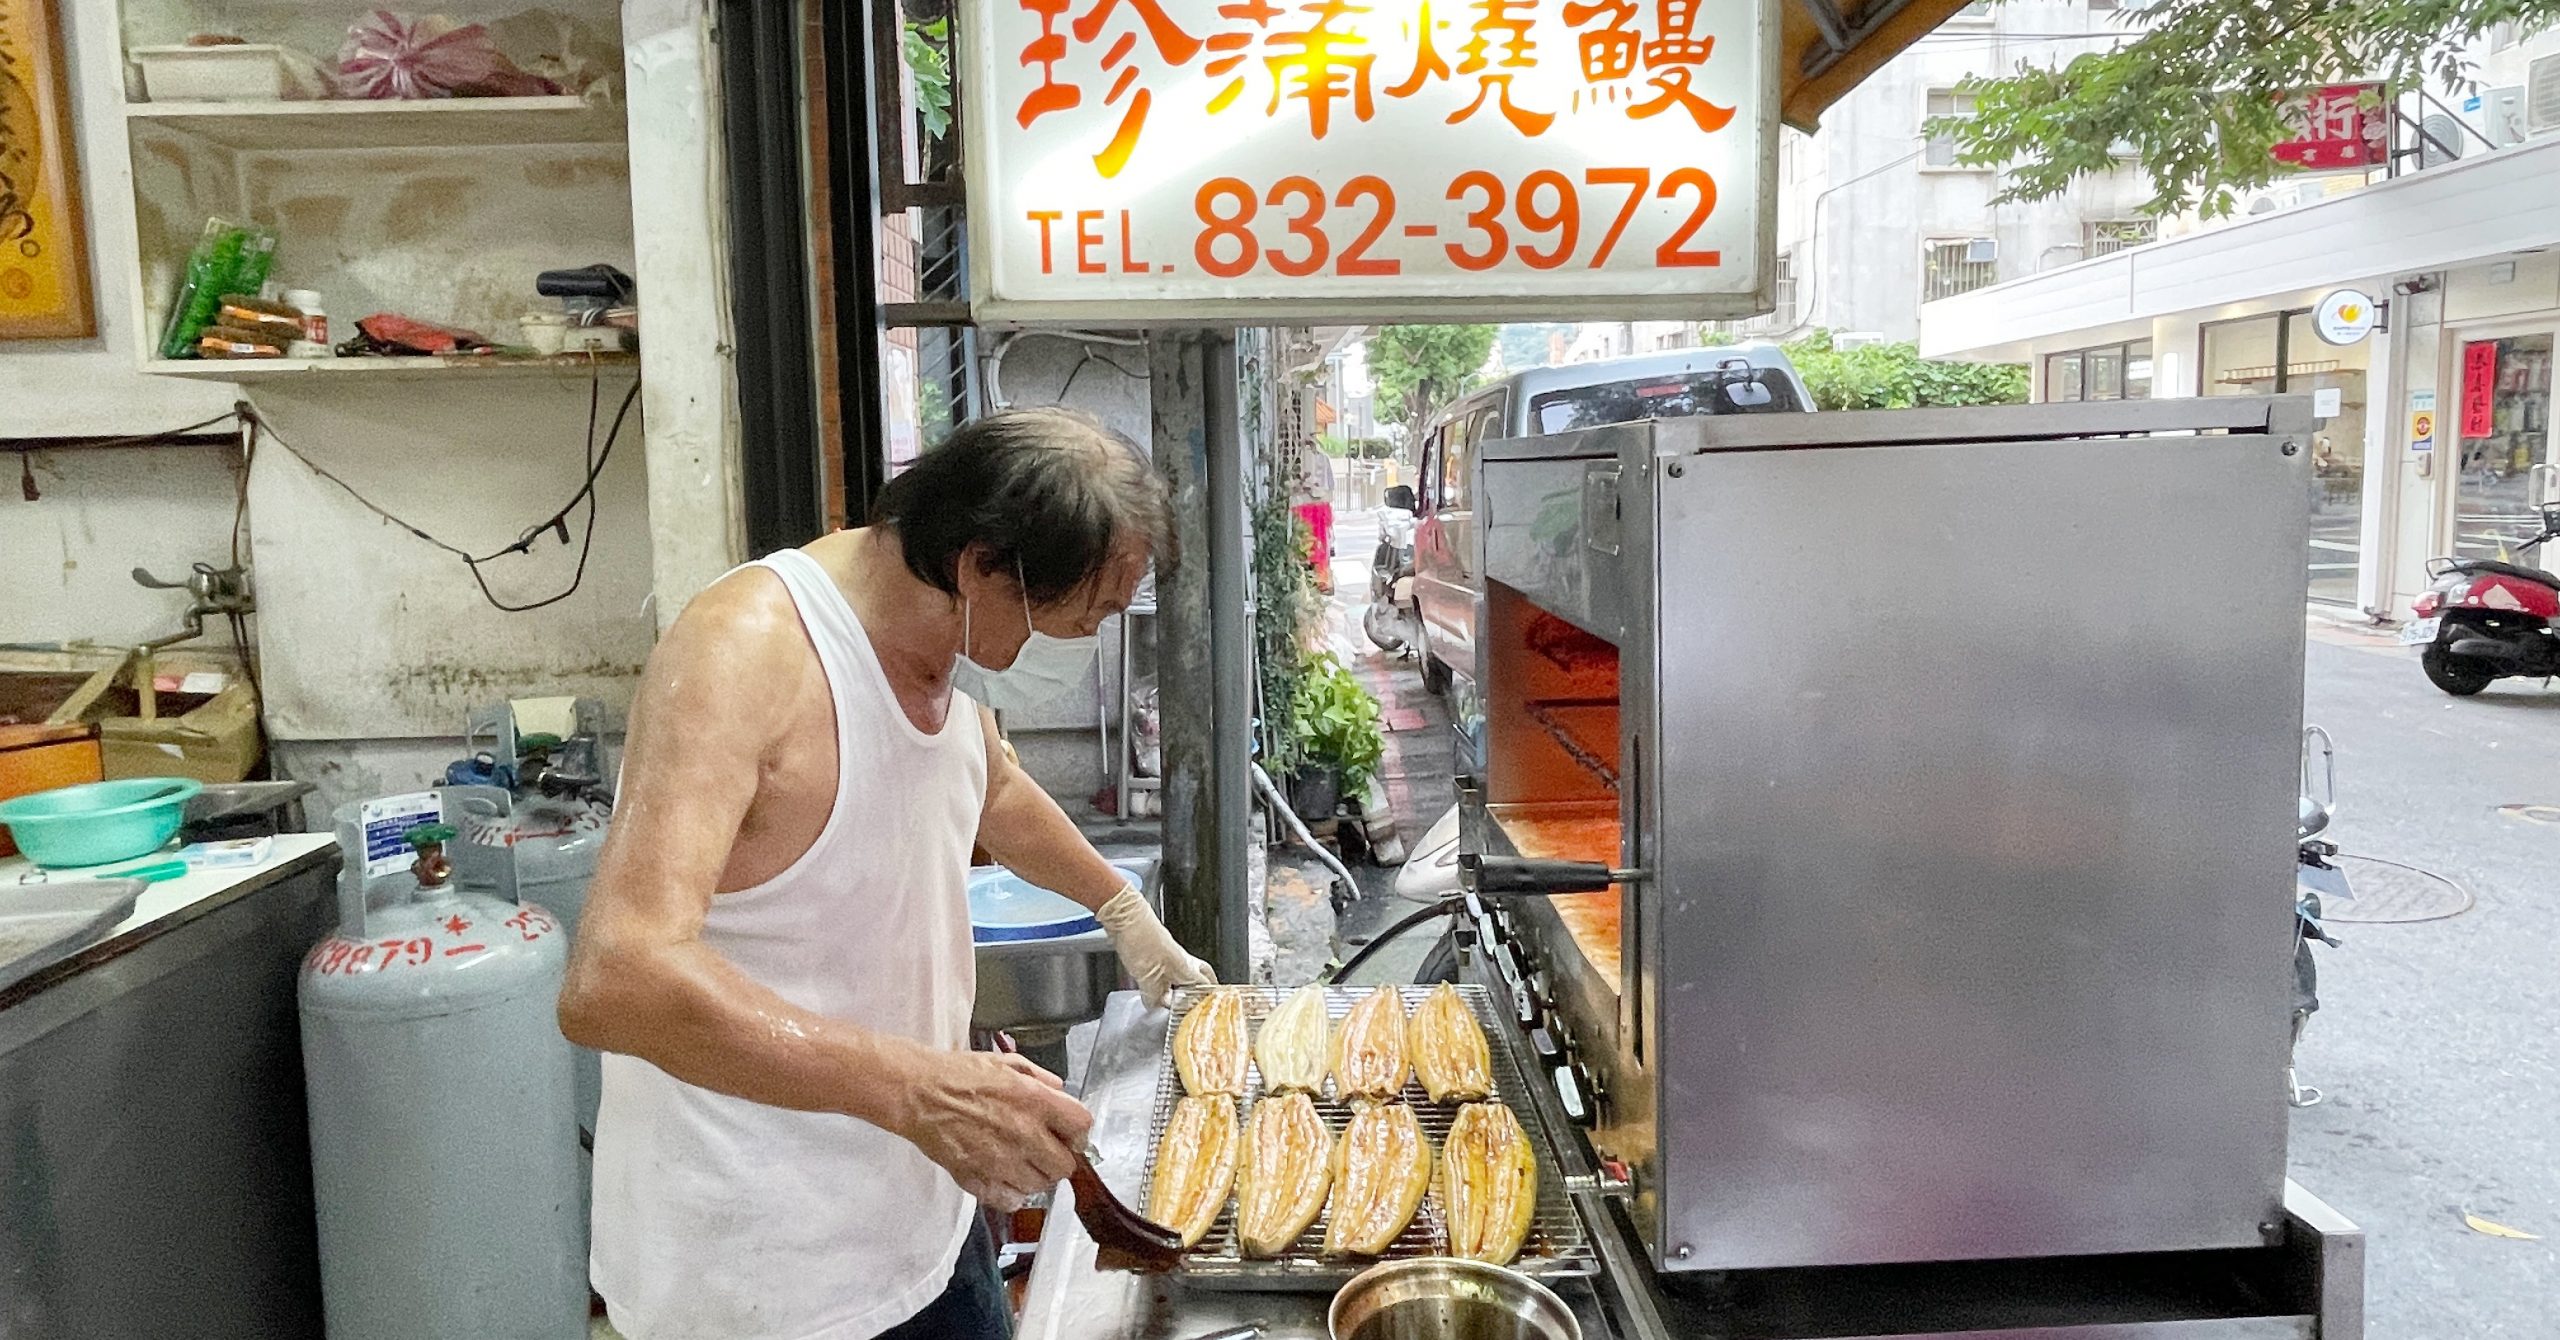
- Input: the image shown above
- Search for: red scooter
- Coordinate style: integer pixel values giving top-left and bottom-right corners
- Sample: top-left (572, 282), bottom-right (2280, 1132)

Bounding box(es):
top-left (2404, 494), bottom-right (2560, 696)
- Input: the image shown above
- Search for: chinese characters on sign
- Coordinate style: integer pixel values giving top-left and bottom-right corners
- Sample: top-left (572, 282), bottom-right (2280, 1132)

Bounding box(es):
top-left (2461, 342), bottom-right (2499, 440)
top-left (2271, 83), bottom-right (2386, 171)
top-left (966, 0), bottom-right (1772, 320)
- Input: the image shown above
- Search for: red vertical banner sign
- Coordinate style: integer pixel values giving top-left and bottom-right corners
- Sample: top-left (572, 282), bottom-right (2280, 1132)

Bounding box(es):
top-left (2461, 342), bottom-right (2500, 438)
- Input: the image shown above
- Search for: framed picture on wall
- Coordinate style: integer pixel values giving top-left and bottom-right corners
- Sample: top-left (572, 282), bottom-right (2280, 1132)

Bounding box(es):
top-left (0, 0), bottom-right (96, 340)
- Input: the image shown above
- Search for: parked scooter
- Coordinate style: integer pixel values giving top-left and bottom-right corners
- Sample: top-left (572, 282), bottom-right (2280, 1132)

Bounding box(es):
top-left (2291, 726), bottom-right (2344, 1108)
top-left (2403, 468), bottom-right (2560, 696)
top-left (1363, 484), bottom-right (1421, 655)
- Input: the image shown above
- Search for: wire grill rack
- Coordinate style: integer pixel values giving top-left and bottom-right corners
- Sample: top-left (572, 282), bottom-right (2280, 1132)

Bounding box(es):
top-left (1138, 984), bottom-right (1595, 1291)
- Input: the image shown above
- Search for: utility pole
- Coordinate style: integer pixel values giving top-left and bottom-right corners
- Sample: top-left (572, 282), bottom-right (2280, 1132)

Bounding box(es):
top-left (1149, 330), bottom-right (1254, 982)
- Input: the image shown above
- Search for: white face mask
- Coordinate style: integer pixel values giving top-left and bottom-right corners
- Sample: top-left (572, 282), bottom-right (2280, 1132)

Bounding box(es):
top-left (950, 561), bottom-right (1101, 712)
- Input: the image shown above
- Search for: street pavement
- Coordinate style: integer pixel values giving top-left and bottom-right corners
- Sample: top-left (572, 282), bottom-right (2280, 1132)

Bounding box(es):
top-left (2293, 623), bottom-right (2559, 1339)
top-left (1321, 498), bottom-right (2558, 1331)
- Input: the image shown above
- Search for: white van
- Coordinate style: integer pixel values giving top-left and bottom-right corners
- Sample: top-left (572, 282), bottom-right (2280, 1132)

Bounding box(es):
top-left (1409, 345), bottom-right (1815, 691)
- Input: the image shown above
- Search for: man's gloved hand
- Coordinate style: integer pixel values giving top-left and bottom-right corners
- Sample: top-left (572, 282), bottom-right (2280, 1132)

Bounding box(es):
top-left (1095, 885), bottom-right (1216, 1008)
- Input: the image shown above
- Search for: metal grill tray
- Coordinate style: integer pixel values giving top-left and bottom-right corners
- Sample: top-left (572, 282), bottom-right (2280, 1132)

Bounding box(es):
top-left (1141, 983), bottom-right (1595, 1291)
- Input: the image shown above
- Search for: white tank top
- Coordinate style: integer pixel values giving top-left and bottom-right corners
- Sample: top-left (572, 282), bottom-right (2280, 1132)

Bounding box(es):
top-left (592, 548), bottom-right (988, 1340)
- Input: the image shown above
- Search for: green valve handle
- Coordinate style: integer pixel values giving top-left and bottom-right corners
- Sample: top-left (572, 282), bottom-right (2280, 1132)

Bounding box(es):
top-left (406, 822), bottom-right (458, 849)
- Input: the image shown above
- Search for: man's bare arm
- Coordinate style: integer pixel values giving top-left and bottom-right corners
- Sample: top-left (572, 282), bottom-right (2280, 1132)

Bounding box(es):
top-left (975, 710), bottom-right (1215, 1004)
top-left (975, 708), bottom-right (1130, 912)
top-left (559, 573), bottom-right (1087, 1206)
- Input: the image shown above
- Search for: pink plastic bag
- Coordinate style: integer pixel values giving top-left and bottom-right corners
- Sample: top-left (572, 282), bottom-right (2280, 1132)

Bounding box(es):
top-left (336, 11), bottom-right (557, 99)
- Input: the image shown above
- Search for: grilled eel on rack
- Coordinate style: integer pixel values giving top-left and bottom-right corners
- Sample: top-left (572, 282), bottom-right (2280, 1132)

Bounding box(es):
top-left (1253, 983), bottom-right (1331, 1095)
top-left (1321, 1101), bottom-right (1431, 1256)
top-left (1330, 987), bottom-right (1411, 1103)
top-left (1441, 1100), bottom-right (1539, 1265)
top-left (1235, 1092), bottom-right (1334, 1256)
top-left (1407, 982), bottom-right (1492, 1104)
top-left (1146, 1093), bottom-right (1240, 1249)
top-left (1172, 986), bottom-right (1250, 1097)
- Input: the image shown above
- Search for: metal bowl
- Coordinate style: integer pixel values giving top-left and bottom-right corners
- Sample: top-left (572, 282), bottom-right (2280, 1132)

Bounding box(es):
top-left (1327, 1258), bottom-right (1580, 1340)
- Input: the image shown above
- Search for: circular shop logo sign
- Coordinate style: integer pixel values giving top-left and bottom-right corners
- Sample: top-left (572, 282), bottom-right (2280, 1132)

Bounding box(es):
top-left (2314, 289), bottom-right (2379, 345)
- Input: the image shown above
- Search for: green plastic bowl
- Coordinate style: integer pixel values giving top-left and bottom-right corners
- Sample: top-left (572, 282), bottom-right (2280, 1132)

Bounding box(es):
top-left (0, 777), bottom-right (204, 869)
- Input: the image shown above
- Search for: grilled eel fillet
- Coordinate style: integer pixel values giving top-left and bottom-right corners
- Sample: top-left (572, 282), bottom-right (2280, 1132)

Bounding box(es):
top-left (1235, 1092), bottom-right (1333, 1256)
top-left (1407, 982), bottom-right (1492, 1104)
top-left (1254, 984), bottom-right (1330, 1095)
top-left (1173, 986), bottom-right (1250, 1096)
top-left (1330, 987), bottom-right (1411, 1102)
top-left (1146, 1094), bottom-right (1240, 1249)
top-left (1441, 1101), bottom-right (1538, 1265)
top-left (1321, 1101), bottom-right (1430, 1256)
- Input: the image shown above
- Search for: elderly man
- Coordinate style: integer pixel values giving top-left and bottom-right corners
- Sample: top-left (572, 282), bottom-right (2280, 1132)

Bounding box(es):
top-left (561, 408), bottom-right (1218, 1340)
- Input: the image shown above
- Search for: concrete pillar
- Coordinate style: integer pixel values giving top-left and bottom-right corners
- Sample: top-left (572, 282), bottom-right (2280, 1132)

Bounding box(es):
top-left (1149, 331), bottom-right (1254, 980)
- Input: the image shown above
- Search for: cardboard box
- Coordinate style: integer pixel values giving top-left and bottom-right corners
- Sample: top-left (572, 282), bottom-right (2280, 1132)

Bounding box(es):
top-left (0, 723), bottom-right (104, 859)
top-left (0, 648), bottom-right (263, 784)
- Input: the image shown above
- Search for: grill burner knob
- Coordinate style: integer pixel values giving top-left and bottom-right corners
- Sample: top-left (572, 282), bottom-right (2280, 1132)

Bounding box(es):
top-left (1512, 984), bottom-right (1543, 1030)
top-left (1527, 1024), bottom-right (1563, 1066)
top-left (1554, 1063), bottom-right (1594, 1126)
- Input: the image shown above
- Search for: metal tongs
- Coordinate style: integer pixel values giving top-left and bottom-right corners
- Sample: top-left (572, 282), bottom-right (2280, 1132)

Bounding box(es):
top-left (989, 1032), bottom-right (1183, 1273)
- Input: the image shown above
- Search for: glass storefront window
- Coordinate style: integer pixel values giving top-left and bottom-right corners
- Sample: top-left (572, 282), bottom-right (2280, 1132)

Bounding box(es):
top-left (2453, 334), bottom-right (2556, 565)
top-left (2283, 311), bottom-right (2369, 607)
top-left (2041, 339), bottom-right (2149, 403)
top-left (2045, 352), bottom-right (2083, 402)
top-left (2087, 346), bottom-right (2125, 400)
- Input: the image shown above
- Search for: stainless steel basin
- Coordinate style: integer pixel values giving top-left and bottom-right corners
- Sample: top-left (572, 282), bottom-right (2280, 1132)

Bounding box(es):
top-left (972, 927), bottom-right (1122, 1033)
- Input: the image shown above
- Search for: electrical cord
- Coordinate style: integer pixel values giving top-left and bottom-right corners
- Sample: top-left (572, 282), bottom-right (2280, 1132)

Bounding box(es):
top-left (240, 366), bottom-right (642, 613)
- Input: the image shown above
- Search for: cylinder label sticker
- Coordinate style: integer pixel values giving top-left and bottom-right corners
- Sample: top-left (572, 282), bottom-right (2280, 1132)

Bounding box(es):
top-left (358, 792), bottom-right (444, 878)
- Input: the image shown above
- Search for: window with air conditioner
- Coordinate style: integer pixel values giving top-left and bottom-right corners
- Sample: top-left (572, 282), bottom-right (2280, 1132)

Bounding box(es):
top-left (1924, 238), bottom-right (1998, 302)
top-left (2529, 53), bottom-right (2560, 137)
top-left (1925, 90), bottom-right (1980, 168)
top-left (2084, 219), bottom-right (2156, 256)
top-left (1771, 252), bottom-right (1797, 329)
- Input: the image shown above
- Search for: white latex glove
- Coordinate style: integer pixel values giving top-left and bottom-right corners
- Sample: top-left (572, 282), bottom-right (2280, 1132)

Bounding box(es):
top-left (1095, 885), bottom-right (1216, 1008)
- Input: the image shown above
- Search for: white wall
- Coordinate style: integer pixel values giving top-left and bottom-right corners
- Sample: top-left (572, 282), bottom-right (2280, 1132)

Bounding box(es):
top-left (625, 0), bottom-right (744, 628)
top-left (2, 0), bottom-right (662, 808)
top-left (1775, 1), bottom-right (2160, 344)
top-left (0, 0), bottom-right (250, 651)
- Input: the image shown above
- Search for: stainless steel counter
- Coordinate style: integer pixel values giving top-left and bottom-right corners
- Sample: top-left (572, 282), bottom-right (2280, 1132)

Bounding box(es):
top-left (1016, 991), bottom-right (1610, 1340)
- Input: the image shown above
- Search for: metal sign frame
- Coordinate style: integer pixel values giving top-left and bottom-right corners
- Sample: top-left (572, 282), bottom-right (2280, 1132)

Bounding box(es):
top-left (956, 0), bottom-right (1781, 327)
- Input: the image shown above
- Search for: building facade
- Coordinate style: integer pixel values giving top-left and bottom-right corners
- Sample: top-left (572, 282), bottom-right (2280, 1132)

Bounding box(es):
top-left (1920, 29), bottom-right (2560, 617)
top-left (1754, 0), bottom-right (2163, 344)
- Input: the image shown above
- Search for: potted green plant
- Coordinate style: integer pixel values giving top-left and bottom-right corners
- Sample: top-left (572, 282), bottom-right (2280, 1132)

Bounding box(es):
top-left (1287, 652), bottom-right (1385, 821)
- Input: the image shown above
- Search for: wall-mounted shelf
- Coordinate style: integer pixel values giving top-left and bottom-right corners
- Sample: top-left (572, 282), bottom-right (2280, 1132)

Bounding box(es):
top-left (140, 352), bottom-right (638, 381)
top-left (126, 96), bottom-right (624, 152)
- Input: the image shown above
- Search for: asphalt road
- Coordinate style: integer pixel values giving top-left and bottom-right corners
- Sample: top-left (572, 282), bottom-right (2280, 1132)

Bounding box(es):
top-left (2292, 627), bottom-right (2560, 1338)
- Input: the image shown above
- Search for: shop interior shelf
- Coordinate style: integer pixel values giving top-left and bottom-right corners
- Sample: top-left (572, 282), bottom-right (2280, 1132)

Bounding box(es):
top-left (139, 353), bottom-right (639, 381)
top-left (125, 96), bottom-right (624, 152)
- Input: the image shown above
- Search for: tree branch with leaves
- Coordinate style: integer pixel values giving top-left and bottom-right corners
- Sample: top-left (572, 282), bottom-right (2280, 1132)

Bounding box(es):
top-left (1366, 324), bottom-right (1497, 443)
top-left (1939, 0), bottom-right (2555, 219)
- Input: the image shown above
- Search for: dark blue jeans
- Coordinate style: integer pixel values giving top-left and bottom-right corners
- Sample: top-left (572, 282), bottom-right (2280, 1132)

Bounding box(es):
top-left (878, 1216), bottom-right (1009, 1340)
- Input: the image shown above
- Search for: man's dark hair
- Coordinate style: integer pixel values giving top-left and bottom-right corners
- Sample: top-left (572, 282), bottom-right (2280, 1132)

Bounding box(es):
top-left (872, 407), bottom-right (1174, 605)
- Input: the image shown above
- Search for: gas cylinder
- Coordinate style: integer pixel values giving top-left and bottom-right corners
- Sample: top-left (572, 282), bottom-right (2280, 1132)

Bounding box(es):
top-left (445, 782), bottom-right (610, 1128)
top-left (300, 803), bottom-right (585, 1340)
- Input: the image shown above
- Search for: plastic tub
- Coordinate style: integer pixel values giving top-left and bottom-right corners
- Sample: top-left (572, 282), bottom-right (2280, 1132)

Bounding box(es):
top-left (131, 44), bottom-right (303, 102)
top-left (0, 777), bottom-right (204, 869)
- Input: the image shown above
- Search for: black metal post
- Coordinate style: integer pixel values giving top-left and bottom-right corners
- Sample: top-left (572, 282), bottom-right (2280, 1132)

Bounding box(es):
top-left (820, 0), bottom-right (892, 515)
top-left (719, 0), bottom-right (827, 553)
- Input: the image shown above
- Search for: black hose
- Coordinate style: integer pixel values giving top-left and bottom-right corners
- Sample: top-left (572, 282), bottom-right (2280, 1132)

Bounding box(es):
top-left (1327, 895), bottom-right (1464, 985)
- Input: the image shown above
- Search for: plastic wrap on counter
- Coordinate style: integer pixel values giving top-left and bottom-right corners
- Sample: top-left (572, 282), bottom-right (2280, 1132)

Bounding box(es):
top-left (157, 220), bottom-right (277, 360)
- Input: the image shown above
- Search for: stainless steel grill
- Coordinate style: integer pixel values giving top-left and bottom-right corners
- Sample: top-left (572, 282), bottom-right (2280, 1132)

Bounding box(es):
top-left (1138, 984), bottom-right (1595, 1291)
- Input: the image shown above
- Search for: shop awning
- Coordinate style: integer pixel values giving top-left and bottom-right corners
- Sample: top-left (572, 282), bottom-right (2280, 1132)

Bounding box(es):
top-left (1783, 0), bottom-right (1981, 130)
